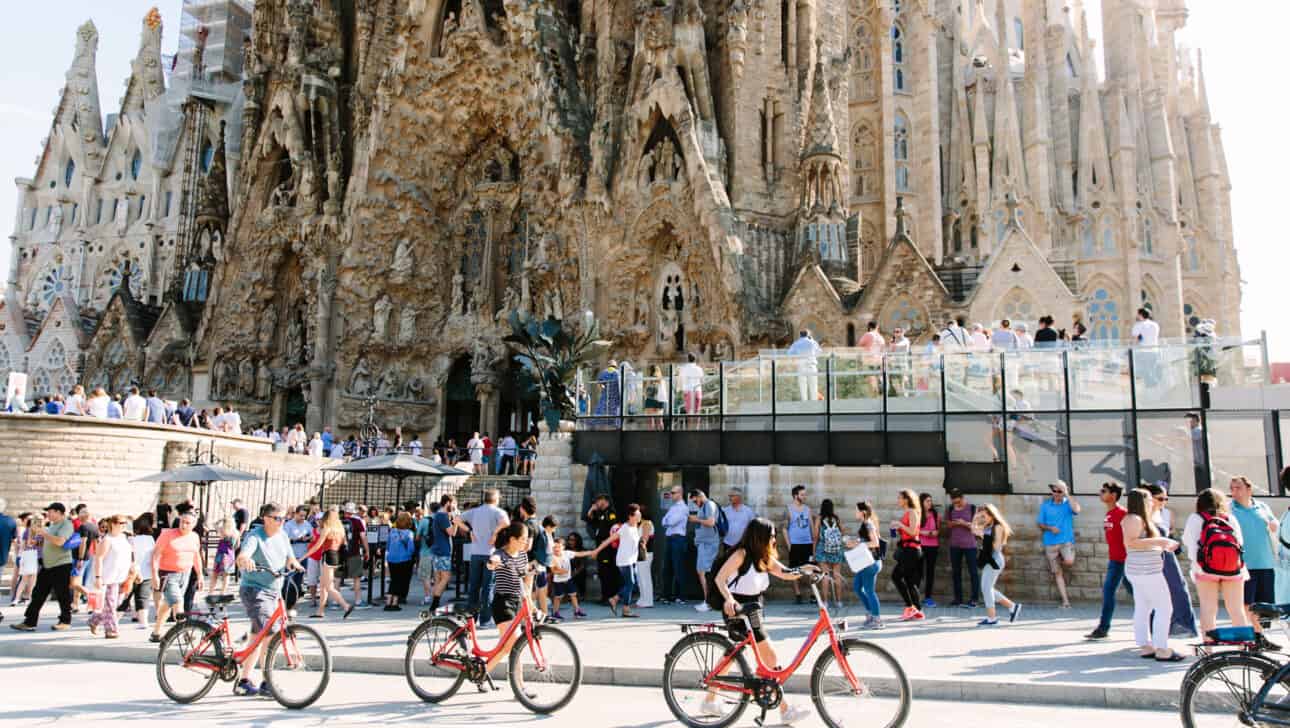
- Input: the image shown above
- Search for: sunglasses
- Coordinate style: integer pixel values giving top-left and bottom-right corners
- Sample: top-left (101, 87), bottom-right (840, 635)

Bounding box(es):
top-left (1155, 497), bottom-right (1169, 503)
top-left (266, 515), bottom-right (284, 522)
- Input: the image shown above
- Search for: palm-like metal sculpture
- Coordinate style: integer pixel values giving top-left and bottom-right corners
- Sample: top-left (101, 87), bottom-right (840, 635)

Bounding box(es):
top-left (505, 309), bottom-right (609, 436)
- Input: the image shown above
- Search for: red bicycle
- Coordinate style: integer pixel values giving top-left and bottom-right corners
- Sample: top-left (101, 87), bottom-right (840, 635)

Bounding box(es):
top-left (155, 568), bottom-right (331, 709)
top-left (662, 572), bottom-right (910, 728)
top-left (403, 590), bottom-right (582, 713)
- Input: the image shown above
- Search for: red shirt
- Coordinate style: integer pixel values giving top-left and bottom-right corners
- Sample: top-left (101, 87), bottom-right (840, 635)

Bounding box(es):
top-left (1104, 505), bottom-right (1128, 562)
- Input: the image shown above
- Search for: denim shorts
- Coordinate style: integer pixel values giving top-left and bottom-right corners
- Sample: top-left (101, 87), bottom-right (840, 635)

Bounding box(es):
top-left (240, 586), bottom-right (281, 635)
top-left (696, 542), bottom-right (719, 572)
top-left (159, 572), bottom-right (190, 607)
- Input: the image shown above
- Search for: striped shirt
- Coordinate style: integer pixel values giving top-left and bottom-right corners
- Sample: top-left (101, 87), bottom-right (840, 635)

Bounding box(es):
top-left (493, 550), bottom-right (529, 597)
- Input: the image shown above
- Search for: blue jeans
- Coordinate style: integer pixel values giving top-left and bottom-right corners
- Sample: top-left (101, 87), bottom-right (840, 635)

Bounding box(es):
top-left (852, 563), bottom-right (881, 617)
top-left (666, 535), bottom-right (688, 601)
top-left (949, 546), bottom-right (981, 603)
top-left (617, 565), bottom-right (637, 606)
top-left (1097, 559), bottom-right (1133, 632)
top-left (467, 555), bottom-right (496, 625)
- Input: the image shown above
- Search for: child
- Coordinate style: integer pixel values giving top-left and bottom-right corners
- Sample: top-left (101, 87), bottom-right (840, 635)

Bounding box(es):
top-left (212, 519), bottom-right (240, 595)
top-left (549, 537), bottom-right (593, 620)
top-left (565, 531), bottom-right (588, 600)
top-left (12, 514), bottom-right (43, 605)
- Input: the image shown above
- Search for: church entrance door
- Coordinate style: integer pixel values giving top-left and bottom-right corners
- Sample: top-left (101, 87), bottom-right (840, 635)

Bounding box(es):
top-left (444, 356), bottom-right (480, 443)
top-left (281, 387), bottom-right (307, 430)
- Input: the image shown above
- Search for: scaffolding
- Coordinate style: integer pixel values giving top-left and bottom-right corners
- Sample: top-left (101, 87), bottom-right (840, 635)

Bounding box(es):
top-left (175, 0), bottom-right (254, 91)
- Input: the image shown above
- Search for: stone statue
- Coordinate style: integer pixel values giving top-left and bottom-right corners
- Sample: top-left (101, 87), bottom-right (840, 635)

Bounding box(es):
top-left (638, 148), bottom-right (655, 189)
top-left (258, 303), bottom-right (278, 349)
top-left (443, 12), bottom-right (458, 37)
top-left (349, 356), bottom-right (373, 395)
top-left (257, 360), bottom-right (272, 400)
top-left (377, 369), bottom-right (400, 400)
top-left (48, 204), bottom-right (63, 236)
top-left (405, 377), bottom-right (425, 401)
top-left (239, 358), bottom-right (255, 397)
top-left (115, 198), bottom-right (129, 234)
top-left (392, 239), bottom-right (414, 282)
top-left (373, 295), bottom-right (393, 340)
top-left (210, 229), bottom-right (224, 262)
top-left (655, 142), bottom-right (673, 184)
top-left (397, 306), bottom-right (417, 344)
top-left (286, 312), bottom-right (303, 363)
top-left (271, 179), bottom-right (296, 208)
top-left (197, 229), bottom-right (212, 260)
top-left (451, 271), bottom-right (465, 315)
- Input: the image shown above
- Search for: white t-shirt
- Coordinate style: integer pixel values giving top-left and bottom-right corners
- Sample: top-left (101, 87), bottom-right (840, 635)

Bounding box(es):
top-left (329, 442), bottom-right (346, 459)
top-left (1132, 319), bottom-right (1160, 346)
top-left (122, 395), bottom-right (147, 421)
top-left (969, 331), bottom-right (990, 351)
top-left (678, 363), bottom-right (705, 393)
top-left (66, 393), bottom-right (85, 415)
top-left (1181, 512), bottom-right (1245, 579)
top-left (888, 336), bottom-right (911, 354)
top-left (86, 395), bottom-right (111, 418)
top-left (409, 440), bottom-right (423, 456)
top-left (225, 412), bottom-right (243, 435)
top-left (132, 533), bottom-right (155, 578)
top-left (99, 533), bottom-right (133, 583)
top-left (551, 553), bottom-right (572, 583)
top-left (308, 437), bottom-right (323, 457)
top-left (615, 523), bottom-right (642, 567)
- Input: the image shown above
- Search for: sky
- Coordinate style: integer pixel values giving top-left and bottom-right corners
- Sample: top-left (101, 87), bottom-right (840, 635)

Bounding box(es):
top-left (0, 1), bottom-right (1285, 357)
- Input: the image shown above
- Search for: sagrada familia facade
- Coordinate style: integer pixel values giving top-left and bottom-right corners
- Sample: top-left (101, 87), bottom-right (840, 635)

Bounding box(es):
top-left (3, 0), bottom-right (1240, 440)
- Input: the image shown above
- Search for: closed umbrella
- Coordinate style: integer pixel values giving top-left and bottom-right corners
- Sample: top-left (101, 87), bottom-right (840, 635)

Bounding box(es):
top-left (581, 452), bottom-right (610, 517)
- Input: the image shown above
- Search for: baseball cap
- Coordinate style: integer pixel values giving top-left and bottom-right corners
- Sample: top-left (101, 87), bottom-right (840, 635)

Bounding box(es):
top-left (343, 502), bottom-right (357, 514)
top-left (45, 502), bottom-right (67, 513)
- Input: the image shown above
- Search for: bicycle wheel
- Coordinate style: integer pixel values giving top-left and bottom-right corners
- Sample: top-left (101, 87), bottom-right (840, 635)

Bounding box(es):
top-left (662, 632), bottom-right (752, 728)
top-left (509, 624), bottom-right (582, 714)
top-left (264, 624), bottom-right (332, 709)
top-left (812, 639), bottom-right (911, 728)
top-left (156, 620), bottom-right (223, 704)
top-left (1181, 651), bottom-right (1290, 728)
top-left (405, 617), bottom-right (469, 703)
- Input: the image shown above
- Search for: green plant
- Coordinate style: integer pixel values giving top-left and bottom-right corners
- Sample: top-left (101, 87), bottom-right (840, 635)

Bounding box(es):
top-left (504, 309), bottom-right (610, 434)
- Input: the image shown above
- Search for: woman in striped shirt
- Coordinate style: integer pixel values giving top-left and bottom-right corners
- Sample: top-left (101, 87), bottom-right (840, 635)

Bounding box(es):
top-left (485, 521), bottom-right (532, 673)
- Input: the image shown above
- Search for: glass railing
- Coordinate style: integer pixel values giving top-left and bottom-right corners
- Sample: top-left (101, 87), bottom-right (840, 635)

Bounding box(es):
top-left (573, 339), bottom-right (1269, 428)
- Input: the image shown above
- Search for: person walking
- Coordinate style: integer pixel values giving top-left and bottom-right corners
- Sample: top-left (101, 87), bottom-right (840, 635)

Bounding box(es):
top-left (148, 511), bottom-right (204, 642)
top-left (1086, 483), bottom-right (1131, 640)
top-left (1037, 480), bottom-right (1080, 609)
top-left (1146, 484), bottom-right (1197, 638)
top-left (918, 493), bottom-right (941, 608)
top-left (483, 523), bottom-right (534, 676)
top-left (584, 493), bottom-right (620, 606)
top-left (593, 503), bottom-right (644, 618)
top-left (784, 485), bottom-right (816, 604)
top-left (812, 499), bottom-right (846, 609)
top-left (1121, 489), bottom-right (1185, 661)
top-left (945, 489), bottom-right (981, 607)
top-left (661, 486), bottom-right (690, 604)
top-left (302, 508), bottom-right (353, 619)
top-left (10, 503), bottom-right (76, 632)
top-left (87, 515), bottom-right (131, 639)
top-left (891, 489), bottom-right (925, 621)
top-left (233, 503), bottom-right (305, 698)
top-left (12, 513), bottom-right (42, 607)
top-left (548, 537), bottom-right (589, 620)
top-left (282, 507), bottom-right (313, 613)
top-left (211, 519), bottom-right (240, 595)
top-left (123, 513), bottom-right (156, 628)
top-left (721, 488), bottom-right (757, 557)
top-left (384, 512), bottom-right (416, 611)
top-left (690, 489), bottom-right (720, 612)
top-left (426, 495), bottom-right (459, 612)
top-left (848, 502), bottom-right (883, 629)
top-left (340, 503), bottom-right (369, 608)
top-left (460, 489), bottom-right (510, 627)
top-left (1229, 475), bottom-right (1280, 650)
top-left (974, 505), bottom-right (1022, 626)
top-left (1183, 488), bottom-right (1250, 640)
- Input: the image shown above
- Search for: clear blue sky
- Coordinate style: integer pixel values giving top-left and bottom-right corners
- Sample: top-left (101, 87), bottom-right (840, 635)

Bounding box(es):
top-left (0, 1), bottom-right (1285, 357)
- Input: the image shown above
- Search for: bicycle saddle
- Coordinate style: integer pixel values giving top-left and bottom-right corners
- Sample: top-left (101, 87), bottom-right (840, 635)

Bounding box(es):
top-left (1250, 602), bottom-right (1290, 619)
top-left (205, 594), bottom-right (236, 607)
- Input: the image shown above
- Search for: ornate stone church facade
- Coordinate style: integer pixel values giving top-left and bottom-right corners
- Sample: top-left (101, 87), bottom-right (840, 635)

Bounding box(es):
top-left (6, 0), bottom-right (1240, 440)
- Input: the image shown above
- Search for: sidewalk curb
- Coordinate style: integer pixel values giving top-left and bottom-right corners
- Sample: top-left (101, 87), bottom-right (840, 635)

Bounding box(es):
top-left (0, 639), bottom-right (1180, 711)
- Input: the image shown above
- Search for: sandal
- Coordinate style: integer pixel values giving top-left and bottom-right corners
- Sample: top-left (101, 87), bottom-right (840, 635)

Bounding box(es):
top-left (607, 599), bottom-right (619, 617)
top-left (1155, 652), bottom-right (1187, 662)
top-left (343, 605), bottom-right (355, 620)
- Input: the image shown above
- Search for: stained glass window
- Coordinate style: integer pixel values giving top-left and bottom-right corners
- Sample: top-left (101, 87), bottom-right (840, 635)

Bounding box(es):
top-left (1087, 288), bottom-right (1121, 341)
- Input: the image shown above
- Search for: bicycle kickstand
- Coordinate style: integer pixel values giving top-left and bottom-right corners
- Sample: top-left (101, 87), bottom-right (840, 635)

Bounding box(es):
top-left (753, 705), bottom-right (768, 727)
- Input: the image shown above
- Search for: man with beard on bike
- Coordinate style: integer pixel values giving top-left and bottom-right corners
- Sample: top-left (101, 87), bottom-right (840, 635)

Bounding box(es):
top-left (234, 503), bottom-right (305, 698)
top-left (706, 517), bottom-right (817, 724)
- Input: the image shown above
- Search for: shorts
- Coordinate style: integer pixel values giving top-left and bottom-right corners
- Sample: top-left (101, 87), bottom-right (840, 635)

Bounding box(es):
top-left (552, 581), bottom-right (574, 598)
top-left (432, 555), bottom-right (452, 572)
top-left (71, 559), bottom-right (87, 579)
top-left (696, 542), bottom-right (719, 572)
top-left (535, 571), bottom-right (548, 590)
top-left (789, 543), bottom-right (814, 568)
top-left (343, 555), bottom-right (364, 579)
top-left (159, 572), bottom-right (190, 607)
top-left (1045, 543), bottom-right (1076, 568)
top-left (724, 596), bottom-right (767, 643)
top-left (239, 586), bottom-right (281, 635)
top-left (323, 550), bottom-right (341, 568)
top-left (1245, 568), bottom-right (1276, 606)
top-left (1193, 567), bottom-right (1248, 584)
top-left (417, 556), bottom-right (435, 580)
top-left (491, 595), bottom-right (522, 625)
top-left (305, 558), bottom-right (320, 587)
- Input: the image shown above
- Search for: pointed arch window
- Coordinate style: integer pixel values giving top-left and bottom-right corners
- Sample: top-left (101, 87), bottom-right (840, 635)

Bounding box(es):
top-left (130, 150), bottom-right (142, 181)
top-left (64, 159), bottom-right (75, 188)
top-left (1103, 226), bottom-right (1116, 254)
top-left (200, 139), bottom-right (215, 174)
top-left (1014, 18), bottom-right (1024, 51)
top-left (892, 25), bottom-right (907, 93)
top-left (894, 114), bottom-right (910, 192)
top-left (1186, 236), bottom-right (1199, 271)
top-left (1081, 221), bottom-right (1095, 256)
top-left (852, 123), bottom-right (876, 198)
top-left (1143, 216), bottom-right (1154, 256)
top-left (1087, 288), bottom-right (1121, 341)
top-left (854, 22), bottom-right (876, 102)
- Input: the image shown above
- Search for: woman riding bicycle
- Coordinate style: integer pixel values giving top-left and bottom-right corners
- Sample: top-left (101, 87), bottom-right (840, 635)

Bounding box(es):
top-left (485, 521), bottom-right (533, 674)
top-left (706, 517), bottom-right (817, 725)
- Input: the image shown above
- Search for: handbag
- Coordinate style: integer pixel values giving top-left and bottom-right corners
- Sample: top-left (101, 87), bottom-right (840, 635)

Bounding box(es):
top-left (845, 542), bottom-right (875, 572)
top-left (62, 531), bottom-right (82, 552)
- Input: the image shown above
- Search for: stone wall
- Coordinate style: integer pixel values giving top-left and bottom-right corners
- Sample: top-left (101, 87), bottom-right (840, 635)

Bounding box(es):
top-left (0, 413), bottom-right (330, 521)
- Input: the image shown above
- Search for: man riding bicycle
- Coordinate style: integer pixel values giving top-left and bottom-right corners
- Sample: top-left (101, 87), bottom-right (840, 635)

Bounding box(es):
top-left (234, 502), bottom-right (305, 698)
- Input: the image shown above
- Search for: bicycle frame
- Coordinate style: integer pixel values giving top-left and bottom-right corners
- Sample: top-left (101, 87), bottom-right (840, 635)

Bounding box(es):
top-left (181, 594), bottom-right (303, 672)
top-left (428, 593), bottom-right (550, 672)
top-left (703, 579), bottom-right (862, 693)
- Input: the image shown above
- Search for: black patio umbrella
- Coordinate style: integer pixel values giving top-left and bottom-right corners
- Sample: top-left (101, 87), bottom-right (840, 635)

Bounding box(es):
top-left (323, 453), bottom-right (470, 508)
top-left (133, 463), bottom-right (261, 485)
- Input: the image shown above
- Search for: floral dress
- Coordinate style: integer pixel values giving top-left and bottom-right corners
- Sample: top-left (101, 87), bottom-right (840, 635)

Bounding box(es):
top-left (213, 537), bottom-right (237, 576)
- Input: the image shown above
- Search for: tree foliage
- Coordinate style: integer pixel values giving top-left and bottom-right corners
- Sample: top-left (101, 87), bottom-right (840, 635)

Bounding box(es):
top-left (504, 309), bottom-right (609, 433)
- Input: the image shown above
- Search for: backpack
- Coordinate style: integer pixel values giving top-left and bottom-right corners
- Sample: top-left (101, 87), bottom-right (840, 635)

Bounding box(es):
top-left (1197, 515), bottom-right (1244, 577)
top-left (705, 548), bottom-right (755, 612)
top-left (339, 517), bottom-right (355, 560)
top-left (417, 518), bottom-right (434, 550)
top-left (715, 506), bottom-right (730, 540)
top-left (821, 519), bottom-right (844, 555)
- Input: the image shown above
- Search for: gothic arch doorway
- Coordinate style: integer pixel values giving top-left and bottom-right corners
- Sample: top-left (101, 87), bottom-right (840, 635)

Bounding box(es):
top-left (444, 356), bottom-right (480, 443)
top-left (499, 357), bottom-right (540, 441)
top-left (280, 387), bottom-right (306, 430)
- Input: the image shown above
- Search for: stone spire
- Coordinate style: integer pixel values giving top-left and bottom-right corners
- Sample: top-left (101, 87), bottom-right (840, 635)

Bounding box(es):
top-left (801, 40), bottom-right (839, 160)
top-left (1195, 50), bottom-right (1212, 120)
top-left (990, 9), bottom-right (1026, 206)
top-left (1076, 41), bottom-right (1112, 206)
top-left (798, 41), bottom-right (844, 214)
top-left (124, 8), bottom-right (167, 111)
top-left (62, 20), bottom-right (105, 150)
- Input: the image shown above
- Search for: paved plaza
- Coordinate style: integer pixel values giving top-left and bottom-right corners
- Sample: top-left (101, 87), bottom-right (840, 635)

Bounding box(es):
top-left (0, 596), bottom-right (1199, 711)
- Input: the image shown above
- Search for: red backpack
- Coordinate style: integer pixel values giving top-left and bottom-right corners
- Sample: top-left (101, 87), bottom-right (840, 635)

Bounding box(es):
top-left (1197, 515), bottom-right (1244, 577)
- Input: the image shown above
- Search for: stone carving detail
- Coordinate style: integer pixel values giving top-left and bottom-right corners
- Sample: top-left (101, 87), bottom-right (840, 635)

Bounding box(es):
top-left (256, 360), bottom-right (272, 400)
top-left (48, 204), bottom-right (63, 236)
top-left (398, 306), bottom-right (417, 344)
top-left (239, 357), bottom-right (255, 398)
top-left (349, 356), bottom-right (373, 395)
top-left (392, 239), bottom-right (414, 283)
top-left (373, 295), bottom-right (392, 340)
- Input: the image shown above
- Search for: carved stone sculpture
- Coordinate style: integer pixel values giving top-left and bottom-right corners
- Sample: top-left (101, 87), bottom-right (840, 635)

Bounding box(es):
top-left (257, 360), bottom-right (272, 400)
top-left (392, 239), bottom-right (414, 282)
top-left (398, 306), bottom-right (417, 344)
top-left (349, 356), bottom-right (372, 395)
top-left (239, 357), bottom-right (255, 397)
top-left (48, 204), bottom-right (63, 236)
top-left (373, 294), bottom-right (392, 340)
top-left (258, 303), bottom-right (278, 349)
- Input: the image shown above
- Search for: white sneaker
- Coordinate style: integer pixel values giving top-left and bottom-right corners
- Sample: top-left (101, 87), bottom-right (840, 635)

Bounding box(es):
top-left (700, 700), bottom-right (724, 717)
top-left (694, 603), bottom-right (711, 613)
top-left (781, 704), bottom-right (812, 725)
